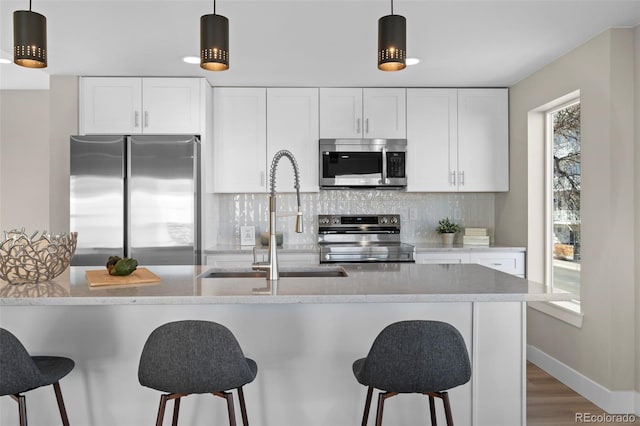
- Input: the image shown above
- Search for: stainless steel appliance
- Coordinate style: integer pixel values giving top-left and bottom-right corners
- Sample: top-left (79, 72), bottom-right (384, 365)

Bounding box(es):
top-left (70, 135), bottom-right (200, 266)
top-left (318, 214), bottom-right (415, 263)
top-left (319, 139), bottom-right (407, 188)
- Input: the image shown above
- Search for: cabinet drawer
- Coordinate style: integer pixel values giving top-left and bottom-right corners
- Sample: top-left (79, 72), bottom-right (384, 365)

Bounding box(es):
top-left (469, 252), bottom-right (525, 276)
top-left (416, 252), bottom-right (469, 264)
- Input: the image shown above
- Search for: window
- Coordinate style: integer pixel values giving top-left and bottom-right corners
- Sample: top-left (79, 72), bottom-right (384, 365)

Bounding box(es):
top-left (546, 100), bottom-right (581, 301)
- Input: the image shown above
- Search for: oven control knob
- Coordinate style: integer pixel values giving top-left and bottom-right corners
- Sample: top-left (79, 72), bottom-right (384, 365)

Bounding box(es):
top-left (380, 217), bottom-right (388, 224)
top-left (390, 217), bottom-right (398, 224)
top-left (332, 217), bottom-right (340, 224)
top-left (319, 217), bottom-right (330, 224)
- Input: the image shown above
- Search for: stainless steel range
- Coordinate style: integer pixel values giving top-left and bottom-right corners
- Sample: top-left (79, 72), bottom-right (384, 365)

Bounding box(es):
top-left (318, 214), bottom-right (415, 263)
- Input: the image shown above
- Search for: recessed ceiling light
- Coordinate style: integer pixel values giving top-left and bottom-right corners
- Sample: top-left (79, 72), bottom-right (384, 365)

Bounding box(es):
top-left (182, 56), bottom-right (200, 64)
top-left (0, 58), bottom-right (12, 64)
top-left (406, 58), bottom-right (420, 66)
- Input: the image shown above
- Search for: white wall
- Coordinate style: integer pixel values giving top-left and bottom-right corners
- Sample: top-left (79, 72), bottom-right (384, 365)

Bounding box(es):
top-left (497, 27), bottom-right (637, 401)
top-left (0, 90), bottom-right (51, 231)
top-left (0, 76), bottom-right (76, 233)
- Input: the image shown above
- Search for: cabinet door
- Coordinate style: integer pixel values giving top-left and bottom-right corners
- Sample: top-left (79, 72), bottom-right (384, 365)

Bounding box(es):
top-left (363, 88), bottom-right (406, 138)
top-left (319, 88), bottom-right (363, 138)
top-left (79, 77), bottom-right (142, 134)
top-left (142, 78), bottom-right (201, 134)
top-left (457, 88), bottom-right (509, 191)
top-left (267, 88), bottom-right (319, 192)
top-left (213, 88), bottom-right (267, 193)
top-left (406, 89), bottom-right (457, 191)
top-left (469, 251), bottom-right (525, 277)
top-left (415, 252), bottom-right (469, 264)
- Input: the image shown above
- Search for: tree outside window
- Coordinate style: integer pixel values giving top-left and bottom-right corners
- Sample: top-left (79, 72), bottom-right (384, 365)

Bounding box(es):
top-left (549, 102), bottom-right (581, 297)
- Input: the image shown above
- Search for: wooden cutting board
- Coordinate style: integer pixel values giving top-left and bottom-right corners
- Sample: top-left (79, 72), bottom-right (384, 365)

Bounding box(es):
top-left (86, 267), bottom-right (161, 287)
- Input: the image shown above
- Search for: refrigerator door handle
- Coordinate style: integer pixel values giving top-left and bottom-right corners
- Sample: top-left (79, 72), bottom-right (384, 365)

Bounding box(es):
top-left (125, 136), bottom-right (131, 258)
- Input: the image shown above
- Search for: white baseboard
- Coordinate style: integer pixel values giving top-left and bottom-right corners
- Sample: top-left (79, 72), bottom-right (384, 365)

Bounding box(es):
top-left (527, 345), bottom-right (639, 415)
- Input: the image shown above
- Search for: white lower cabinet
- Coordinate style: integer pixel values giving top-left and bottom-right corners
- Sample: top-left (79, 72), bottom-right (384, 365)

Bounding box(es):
top-left (416, 250), bottom-right (525, 277)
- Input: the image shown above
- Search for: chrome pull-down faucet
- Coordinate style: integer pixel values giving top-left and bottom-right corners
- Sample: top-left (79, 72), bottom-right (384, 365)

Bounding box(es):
top-left (252, 150), bottom-right (303, 281)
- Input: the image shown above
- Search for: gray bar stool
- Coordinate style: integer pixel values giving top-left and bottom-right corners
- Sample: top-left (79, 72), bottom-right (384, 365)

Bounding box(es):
top-left (352, 320), bottom-right (472, 426)
top-left (0, 328), bottom-right (75, 426)
top-left (138, 320), bottom-right (258, 426)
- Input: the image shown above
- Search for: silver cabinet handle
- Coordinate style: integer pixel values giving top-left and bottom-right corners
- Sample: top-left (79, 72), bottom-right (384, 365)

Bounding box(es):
top-left (356, 118), bottom-right (361, 134)
top-left (144, 111), bottom-right (149, 128)
top-left (365, 118), bottom-right (369, 134)
top-left (460, 170), bottom-right (465, 185)
top-left (134, 111), bottom-right (139, 128)
top-left (451, 171), bottom-right (456, 186)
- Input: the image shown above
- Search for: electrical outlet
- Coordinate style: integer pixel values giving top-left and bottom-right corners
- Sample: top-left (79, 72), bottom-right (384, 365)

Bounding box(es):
top-left (409, 207), bottom-right (418, 220)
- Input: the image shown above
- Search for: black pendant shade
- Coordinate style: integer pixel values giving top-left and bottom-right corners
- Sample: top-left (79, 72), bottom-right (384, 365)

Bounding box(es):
top-left (13, 9), bottom-right (47, 68)
top-left (201, 13), bottom-right (229, 71)
top-left (378, 13), bottom-right (406, 71)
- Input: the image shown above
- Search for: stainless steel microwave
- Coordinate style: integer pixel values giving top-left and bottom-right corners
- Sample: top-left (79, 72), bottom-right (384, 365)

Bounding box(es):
top-left (319, 139), bottom-right (407, 188)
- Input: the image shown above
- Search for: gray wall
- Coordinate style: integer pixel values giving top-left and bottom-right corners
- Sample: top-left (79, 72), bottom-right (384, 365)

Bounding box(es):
top-left (497, 27), bottom-right (637, 393)
top-left (0, 76), bottom-right (77, 233)
top-left (635, 24), bottom-right (640, 395)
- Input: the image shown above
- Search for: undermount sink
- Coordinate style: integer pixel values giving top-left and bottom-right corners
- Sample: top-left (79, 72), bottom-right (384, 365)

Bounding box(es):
top-left (199, 266), bottom-right (348, 279)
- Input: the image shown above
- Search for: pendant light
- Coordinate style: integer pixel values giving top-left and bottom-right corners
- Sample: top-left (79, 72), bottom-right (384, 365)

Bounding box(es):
top-left (13, 0), bottom-right (47, 68)
top-left (378, 0), bottom-right (406, 71)
top-left (200, 0), bottom-right (229, 71)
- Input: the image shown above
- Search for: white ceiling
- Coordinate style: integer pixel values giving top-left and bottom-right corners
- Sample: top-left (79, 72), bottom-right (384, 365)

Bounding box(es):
top-left (1, 0), bottom-right (639, 89)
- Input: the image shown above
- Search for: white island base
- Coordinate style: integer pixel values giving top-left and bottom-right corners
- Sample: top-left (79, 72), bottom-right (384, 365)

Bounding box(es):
top-left (0, 301), bottom-right (525, 426)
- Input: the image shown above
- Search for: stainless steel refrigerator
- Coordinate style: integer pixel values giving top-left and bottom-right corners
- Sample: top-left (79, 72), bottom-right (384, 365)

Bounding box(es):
top-left (70, 135), bottom-right (200, 266)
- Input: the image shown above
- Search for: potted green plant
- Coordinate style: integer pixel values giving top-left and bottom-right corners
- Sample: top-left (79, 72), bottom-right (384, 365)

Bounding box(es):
top-left (435, 218), bottom-right (460, 245)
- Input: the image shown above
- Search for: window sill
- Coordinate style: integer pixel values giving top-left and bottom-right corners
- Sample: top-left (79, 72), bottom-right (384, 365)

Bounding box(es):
top-left (528, 299), bottom-right (583, 328)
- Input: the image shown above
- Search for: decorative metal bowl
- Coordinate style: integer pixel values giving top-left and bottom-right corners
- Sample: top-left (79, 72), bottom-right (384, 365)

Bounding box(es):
top-left (0, 229), bottom-right (77, 284)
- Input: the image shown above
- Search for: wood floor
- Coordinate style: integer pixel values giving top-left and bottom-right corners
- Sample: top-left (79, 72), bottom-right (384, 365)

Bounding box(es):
top-left (527, 362), bottom-right (639, 425)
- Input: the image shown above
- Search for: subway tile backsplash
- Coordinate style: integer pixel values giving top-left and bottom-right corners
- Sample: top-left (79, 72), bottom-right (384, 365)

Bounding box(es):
top-left (206, 190), bottom-right (495, 246)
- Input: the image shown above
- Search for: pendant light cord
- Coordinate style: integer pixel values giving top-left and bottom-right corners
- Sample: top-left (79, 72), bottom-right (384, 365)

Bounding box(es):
top-left (390, 0), bottom-right (394, 15)
top-left (29, 0), bottom-right (32, 11)
top-left (213, 0), bottom-right (216, 15)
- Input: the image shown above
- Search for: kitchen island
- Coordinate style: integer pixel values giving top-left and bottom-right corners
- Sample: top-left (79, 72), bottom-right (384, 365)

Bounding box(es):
top-left (0, 264), bottom-right (569, 426)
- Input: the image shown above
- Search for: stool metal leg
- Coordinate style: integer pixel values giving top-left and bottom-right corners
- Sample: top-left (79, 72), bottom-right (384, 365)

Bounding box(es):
top-left (441, 392), bottom-right (453, 426)
top-left (156, 394), bottom-right (169, 426)
top-left (213, 391), bottom-right (237, 426)
top-left (53, 382), bottom-right (70, 426)
top-left (361, 386), bottom-right (373, 426)
top-left (171, 397), bottom-right (181, 426)
top-left (237, 386), bottom-right (249, 425)
top-left (374, 392), bottom-right (398, 426)
top-left (428, 394), bottom-right (437, 425)
top-left (11, 394), bottom-right (27, 426)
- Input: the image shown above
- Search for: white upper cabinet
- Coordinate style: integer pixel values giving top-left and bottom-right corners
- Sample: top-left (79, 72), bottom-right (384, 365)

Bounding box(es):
top-left (319, 88), bottom-right (406, 139)
top-left (457, 88), bottom-right (509, 192)
top-left (213, 87), bottom-right (267, 193)
top-left (407, 89), bottom-right (457, 191)
top-left (140, 78), bottom-right (202, 134)
top-left (319, 88), bottom-right (362, 138)
top-left (79, 77), bottom-right (202, 135)
top-left (80, 77), bottom-right (142, 134)
top-left (406, 88), bottom-right (508, 192)
top-left (362, 88), bottom-right (407, 138)
top-left (266, 88), bottom-right (319, 193)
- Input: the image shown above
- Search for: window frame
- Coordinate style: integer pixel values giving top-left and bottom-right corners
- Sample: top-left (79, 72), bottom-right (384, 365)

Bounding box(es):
top-left (544, 97), bottom-right (582, 305)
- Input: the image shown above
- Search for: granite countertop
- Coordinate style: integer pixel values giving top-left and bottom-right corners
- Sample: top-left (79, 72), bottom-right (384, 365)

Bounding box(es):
top-left (0, 263), bottom-right (568, 306)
